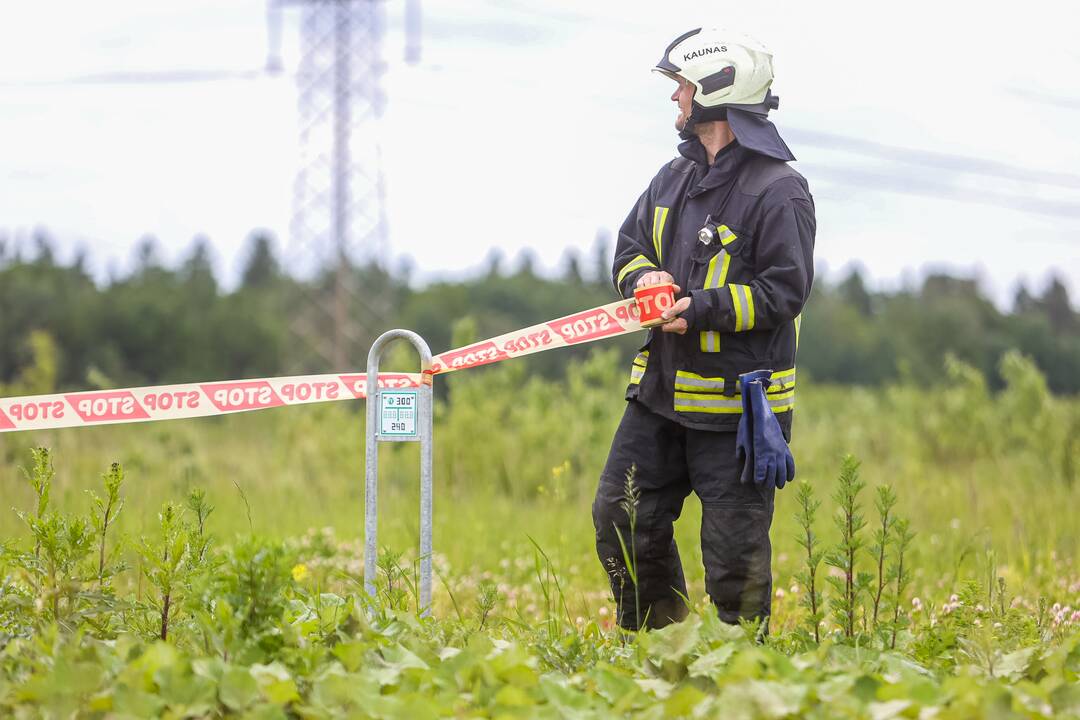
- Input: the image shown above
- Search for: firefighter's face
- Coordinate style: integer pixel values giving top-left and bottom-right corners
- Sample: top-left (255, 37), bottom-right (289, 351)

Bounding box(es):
top-left (671, 76), bottom-right (695, 131)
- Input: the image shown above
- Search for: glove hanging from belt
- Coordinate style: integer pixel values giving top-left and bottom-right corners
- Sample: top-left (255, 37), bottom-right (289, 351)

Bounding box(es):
top-left (735, 369), bottom-right (795, 491)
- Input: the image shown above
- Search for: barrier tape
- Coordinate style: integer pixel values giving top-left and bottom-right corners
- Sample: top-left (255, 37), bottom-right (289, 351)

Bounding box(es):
top-left (0, 298), bottom-right (644, 433)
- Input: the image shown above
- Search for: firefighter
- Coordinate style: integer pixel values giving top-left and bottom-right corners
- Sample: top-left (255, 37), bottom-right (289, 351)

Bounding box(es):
top-left (593, 28), bottom-right (816, 631)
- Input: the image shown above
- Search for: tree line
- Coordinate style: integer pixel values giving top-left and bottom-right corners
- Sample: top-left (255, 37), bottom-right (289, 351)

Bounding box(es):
top-left (1, 229), bottom-right (1079, 395)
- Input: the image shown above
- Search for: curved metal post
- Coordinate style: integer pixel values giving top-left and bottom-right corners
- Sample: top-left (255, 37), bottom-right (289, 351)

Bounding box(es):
top-left (365, 329), bottom-right (434, 614)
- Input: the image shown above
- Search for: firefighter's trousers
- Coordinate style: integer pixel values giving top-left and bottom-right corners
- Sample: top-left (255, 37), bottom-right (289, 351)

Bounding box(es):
top-left (593, 400), bottom-right (776, 630)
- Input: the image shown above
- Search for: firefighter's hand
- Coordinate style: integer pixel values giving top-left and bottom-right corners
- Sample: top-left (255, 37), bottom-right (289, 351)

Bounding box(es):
top-left (660, 297), bottom-right (692, 334)
top-left (636, 271), bottom-right (681, 294)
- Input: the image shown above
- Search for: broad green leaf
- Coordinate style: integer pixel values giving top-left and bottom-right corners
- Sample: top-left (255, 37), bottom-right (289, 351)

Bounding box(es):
top-left (539, 675), bottom-right (591, 716)
top-left (868, 699), bottom-right (913, 720)
top-left (310, 667), bottom-right (379, 710)
top-left (121, 641), bottom-right (180, 692)
top-left (111, 685), bottom-right (166, 717)
top-left (240, 702), bottom-right (289, 720)
top-left (192, 657), bottom-right (226, 683)
top-left (1051, 682), bottom-right (1080, 715)
top-left (635, 677), bottom-right (674, 700)
top-left (996, 647), bottom-right (1037, 681)
top-left (220, 666), bottom-right (260, 711)
top-left (332, 640), bottom-right (368, 672)
top-left (380, 643), bottom-right (429, 672)
top-left (589, 663), bottom-right (644, 708)
top-left (493, 683), bottom-right (535, 707)
top-left (662, 683), bottom-right (708, 717)
top-left (645, 614), bottom-right (704, 666)
top-left (716, 680), bottom-right (806, 720)
top-left (688, 645), bottom-right (737, 681)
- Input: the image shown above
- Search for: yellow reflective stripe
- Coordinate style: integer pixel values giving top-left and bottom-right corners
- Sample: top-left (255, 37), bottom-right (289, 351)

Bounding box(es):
top-left (674, 392), bottom-right (795, 414)
top-left (770, 368), bottom-right (796, 388)
top-left (729, 284), bottom-right (755, 331)
top-left (730, 284), bottom-right (743, 330)
top-left (704, 252), bottom-right (721, 289)
top-left (674, 370), bottom-right (726, 392)
top-left (699, 250), bottom-right (731, 352)
top-left (703, 250), bottom-right (731, 290)
top-left (617, 254), bottom-right (656, 285)
top-left (676, 368), bottom-right (796, 393)
top-left (769, 394), bottom-right (795, 412)
top-left (718, 252), bottom-right (732, 285)
top-left (673, 392), bottom-right (744, 413)
top-left (794, 314), bottom-right (803, 350)
top-left (717, 225), bottom-right (737, 246)
top-left (652, 206), bottom-right (670, 263)
top-left (629, 350), bottom-right (649, 385)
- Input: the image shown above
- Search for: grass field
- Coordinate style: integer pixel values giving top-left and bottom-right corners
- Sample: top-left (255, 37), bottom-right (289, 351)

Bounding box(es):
top-left (1, 348), bottom-right (1079, 717)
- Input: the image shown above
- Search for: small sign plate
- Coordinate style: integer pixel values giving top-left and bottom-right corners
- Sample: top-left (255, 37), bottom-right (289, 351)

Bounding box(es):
top-left (379, 389), bottom-right (418, 440)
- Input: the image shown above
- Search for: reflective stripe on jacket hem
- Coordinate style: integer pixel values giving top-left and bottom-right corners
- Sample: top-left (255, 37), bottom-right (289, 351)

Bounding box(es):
top-left (674, 392), bottom-right (794, 414)
top-left (628, 351), bottom-right (649, 385)
top-left (672, 367), bottom-right (796, 415)
top-left (673, 369), bottom-right (796, 393)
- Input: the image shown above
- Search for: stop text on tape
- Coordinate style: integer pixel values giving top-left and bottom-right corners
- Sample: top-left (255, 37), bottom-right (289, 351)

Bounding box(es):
top-left (0, 298), bottom-right (643, 433)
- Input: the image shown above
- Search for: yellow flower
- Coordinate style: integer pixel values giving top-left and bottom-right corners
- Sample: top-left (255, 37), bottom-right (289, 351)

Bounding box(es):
top-left (291, 563), bottom-right (309, 582)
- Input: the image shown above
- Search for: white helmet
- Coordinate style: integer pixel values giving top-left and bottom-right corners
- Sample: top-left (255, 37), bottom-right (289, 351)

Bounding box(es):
top-left (654, 27), bottom-right (793, 160)
top-left (654, 28), bottom-right (776, 114)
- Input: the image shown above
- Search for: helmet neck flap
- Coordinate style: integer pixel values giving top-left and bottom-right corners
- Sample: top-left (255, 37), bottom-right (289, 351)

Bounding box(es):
top-left (659, 29), bottom-right (795, 161)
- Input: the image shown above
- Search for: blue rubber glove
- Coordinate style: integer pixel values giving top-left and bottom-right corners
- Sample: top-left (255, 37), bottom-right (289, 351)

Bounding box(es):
top-left (736, 370), bottom-right (795, 491)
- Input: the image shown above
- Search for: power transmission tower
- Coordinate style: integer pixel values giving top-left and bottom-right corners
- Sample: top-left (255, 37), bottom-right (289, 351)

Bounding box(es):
top-left (287, 0), bottom-right (390, 371)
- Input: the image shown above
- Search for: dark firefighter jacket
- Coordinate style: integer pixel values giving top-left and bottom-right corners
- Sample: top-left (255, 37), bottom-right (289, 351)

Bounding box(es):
top-left (612, 138), bottom-right (816, 433)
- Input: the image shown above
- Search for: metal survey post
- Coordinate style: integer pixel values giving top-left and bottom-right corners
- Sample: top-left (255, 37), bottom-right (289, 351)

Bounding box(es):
top-left (364, 330), bottom-right (434, 614)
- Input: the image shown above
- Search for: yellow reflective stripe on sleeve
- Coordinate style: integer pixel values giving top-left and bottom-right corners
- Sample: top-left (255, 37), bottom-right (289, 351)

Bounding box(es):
top-left (616, 254), bottom-right (656, 285)
top-left (745, 286), bottom-right (755, 330)
top-left (652, 206), bottom-right (670, 264)
top-left (729, 284), bottom-right (755, 331)
top-left (730, 284), bottom-right (743, 330)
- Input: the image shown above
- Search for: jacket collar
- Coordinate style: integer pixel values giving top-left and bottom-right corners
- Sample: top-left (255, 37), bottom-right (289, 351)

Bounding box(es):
top-left (678, 138), bottom-right (751, 195)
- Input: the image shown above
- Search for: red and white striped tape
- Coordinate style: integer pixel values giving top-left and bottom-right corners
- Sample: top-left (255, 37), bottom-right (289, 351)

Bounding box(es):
top-left (0, 298), bottom-right (643, 433)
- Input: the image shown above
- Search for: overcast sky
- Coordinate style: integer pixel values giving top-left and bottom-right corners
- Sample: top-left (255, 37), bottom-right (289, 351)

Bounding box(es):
top-left (2, 0), bottom-right (1079, 307)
